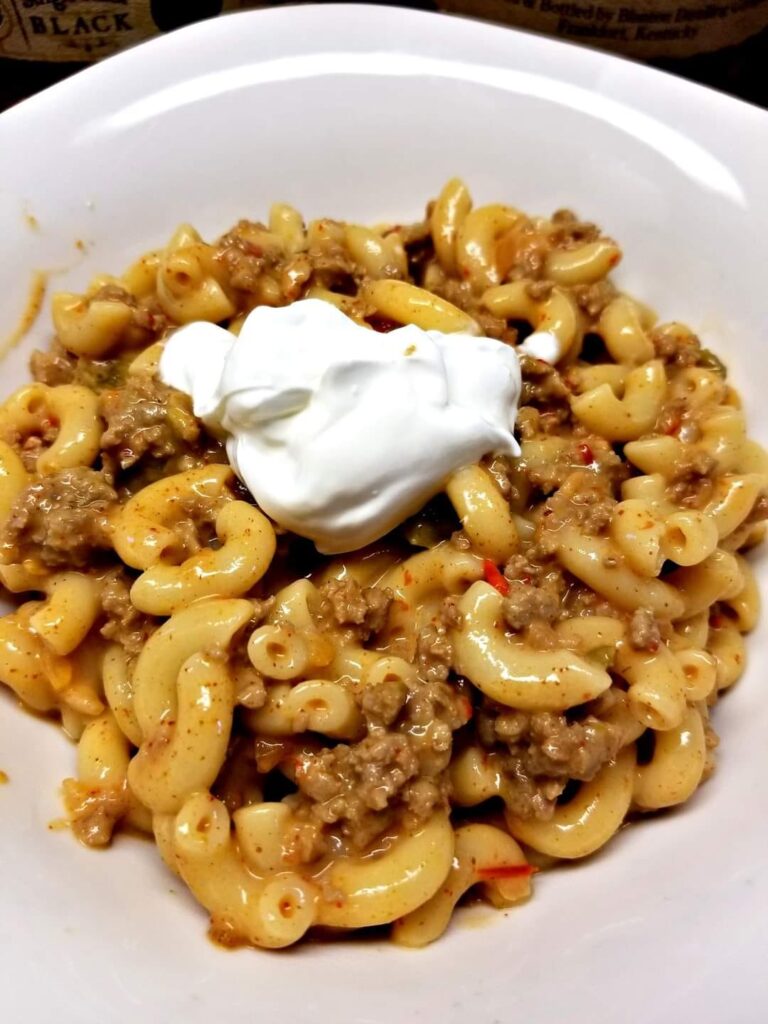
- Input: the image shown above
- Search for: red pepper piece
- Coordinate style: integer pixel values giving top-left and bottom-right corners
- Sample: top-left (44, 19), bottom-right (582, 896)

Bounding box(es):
top-left (483, 559), bottom-right (510, 596)
top-left (477, 864), bottom-right (537, 880)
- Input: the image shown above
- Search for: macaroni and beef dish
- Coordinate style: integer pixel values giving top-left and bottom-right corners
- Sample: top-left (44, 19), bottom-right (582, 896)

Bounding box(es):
top-left (0, 180), bottom-right (764, 948)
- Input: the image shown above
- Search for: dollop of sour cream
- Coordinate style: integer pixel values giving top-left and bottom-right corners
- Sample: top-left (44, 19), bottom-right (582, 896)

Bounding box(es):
top-left (160, 298), bottom-right (528, 554)
top-left (518, 330), bottom-right (561, 364)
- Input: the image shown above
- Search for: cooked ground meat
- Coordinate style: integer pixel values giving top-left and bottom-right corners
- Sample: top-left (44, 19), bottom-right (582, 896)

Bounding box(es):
top-left (581, 494), bottom-right (616, 534)
top-left (520, 355), bottom-right (571, 408)
top-left (6, 419), bottom-right (60, 473)
top-left (214, 221), bottom-right (279, 293)
top-left (525, 279), bottom-right (554, 301)
top-left (535, 472), bottom-right (617, 548)
top-left (520, 446), bottom-right (572, 495)
top-left (316, 578), bottom-right (392, 640)
top-left (125, 303), bottom-right (166, 337)
top-left (521, 435), bottom-right (626, 498)
top-left (31, 334), bottom-right (152, 392)
top-left (502, 580), bottom-right (561, 631)
top-left (564, 586), bottom-right (623, 620)
top-left (0, 467), bottom-right (116, 567)
top-left (549, 210), bottom-right (601, 247)
top-left (666, 479), bottom-right (714, 509)
top-left (515, 406), bottom-right (543, 443)
top-left (473, 310), bottom-right (509, 340)
top-left (289, 676), bottom-right (467, 855)
top-left (88, 284), bottom-right (167, 343)
top-left (99, 375), bottom-right (200, 471)
top-left (503, 552), bottom-right (553, 587)
top-left (416, 622), bottom-right (453, 682)
top-left (406, 677), bottom-right (468, 769)
top-left (30, 342), bottom-right (77, 386)
top-left (307, 221), bottom-right (357, 286)
top-left (361, 678), bottom-right (408, 728)
top-left (665, 459), bottom-right (717, 509)
top-left (61, 777), bottom-right (129, 847)
top-left (670, 448), bottom-right (717, 482)
top-left (628, 607), bottom-right (661, 651)
top-left (507, 250), bottom-right (547, 282)
top-left (650, 322), bottom-right (701, 367)
top-left (439, 595), bottom-right (463, 629)
top-left (483, 453), bottom-right (517, 499)
top-left (291, 732), bottom-right (429, 853)
top-left (655, 397), bottom-right (689, 437)
top-left (99, 569), bottom-right (157, 658)
top-left (494, 221), bottom-right (550, 282)
top-left (536, 477), bottom-right (618, 552)
top-left (572, 279), bottom-right (617, 318)
top-left (661, 447), bottom-right (717, 508)
top-left (476, 706), bottom-right (623, 819)
top-left (428, 275), bottom-right (476, 316)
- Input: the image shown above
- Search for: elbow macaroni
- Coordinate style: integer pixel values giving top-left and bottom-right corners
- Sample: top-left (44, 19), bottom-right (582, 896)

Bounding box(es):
top-left (0, 383), bottom-right (101, 474)
top-left (0, 180), bottom-right (762, 951)
top-left (452, 582), bottom-right (612, 711)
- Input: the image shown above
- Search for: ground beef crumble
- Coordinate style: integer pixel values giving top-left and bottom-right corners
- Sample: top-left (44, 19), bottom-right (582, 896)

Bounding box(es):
top-left (316, 578), bottom-right (392, 640)
top-left (30, 342), bottom-right (77, 386)
top-left (572, 279), bottom-right (617, 318)
top-left (61, 777), bottom-right (129, 847)
top-left (361, 678), bottom-right (408, 728)
top-left (288, 731), bottom-right (447, 856)
top-left (0, 467), bottom-right (116, 568)
top-left (628, 607), bottom-right (661, 651)
top-left (307, 222), bottom-right (357, 287)
top-left (99, 375), bottom-right (200, 471)
top-left (416, 622), bottom-right (453, 682)
top-left (483, 453), bottom-right (517, 499)
top-left (537, 471), bottom-right (617, 543)
top-left (287, 676), bottom-right (467, 857)
top-left (520, 355), bottom-right (571, 409)
top-left (504, 553), bottom-right (548, 586)
top-left (650, 323), bottom-right (701, 367)
top-left (476, 706), bottom-right (623, 820)
top-left (214, 222), bottom-right (280, 293)
top-left (549, 209), bottom-right (602, 247)
top-left (502, 580), bottom-right (561, 631)
top-left (664, 448), bottom-right (717, 507)
top-left (99, 568), bottom-right (157, 658)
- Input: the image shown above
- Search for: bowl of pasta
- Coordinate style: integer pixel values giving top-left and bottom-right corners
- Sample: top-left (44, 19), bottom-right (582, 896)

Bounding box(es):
top-left (1, 4), bottom-right (767, 1023)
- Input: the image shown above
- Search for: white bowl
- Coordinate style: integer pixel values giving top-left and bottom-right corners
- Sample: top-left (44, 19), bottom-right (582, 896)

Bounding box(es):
top-left (1, 6), bottom-right (766, 1022)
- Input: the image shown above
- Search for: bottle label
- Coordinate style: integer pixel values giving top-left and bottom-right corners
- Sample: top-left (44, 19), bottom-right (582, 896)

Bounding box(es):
top-left (1, 0), bottom-right (767, 62)
top-left (438, 0), bottom-right (768, 58)
top-left (0, 0), bottom-right (261, 62)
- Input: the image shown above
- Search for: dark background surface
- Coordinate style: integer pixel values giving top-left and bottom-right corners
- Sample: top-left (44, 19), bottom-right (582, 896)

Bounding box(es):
top-left (1, 0), bottom-right (767, 111)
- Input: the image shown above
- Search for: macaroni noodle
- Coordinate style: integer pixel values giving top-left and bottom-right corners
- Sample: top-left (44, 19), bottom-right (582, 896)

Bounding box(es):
top-left (0, 181), bottom-right (763, 951)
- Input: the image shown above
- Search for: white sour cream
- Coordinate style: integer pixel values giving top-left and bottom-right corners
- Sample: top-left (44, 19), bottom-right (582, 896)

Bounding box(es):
top-left (159, 298), bottom-right (525, 554)
top-left (518, 330), bottom-right (561, 364)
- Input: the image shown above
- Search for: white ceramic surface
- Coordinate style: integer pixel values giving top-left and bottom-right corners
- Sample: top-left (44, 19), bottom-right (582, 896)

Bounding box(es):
top-left (1, 6), bottom-right (766, 1023)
